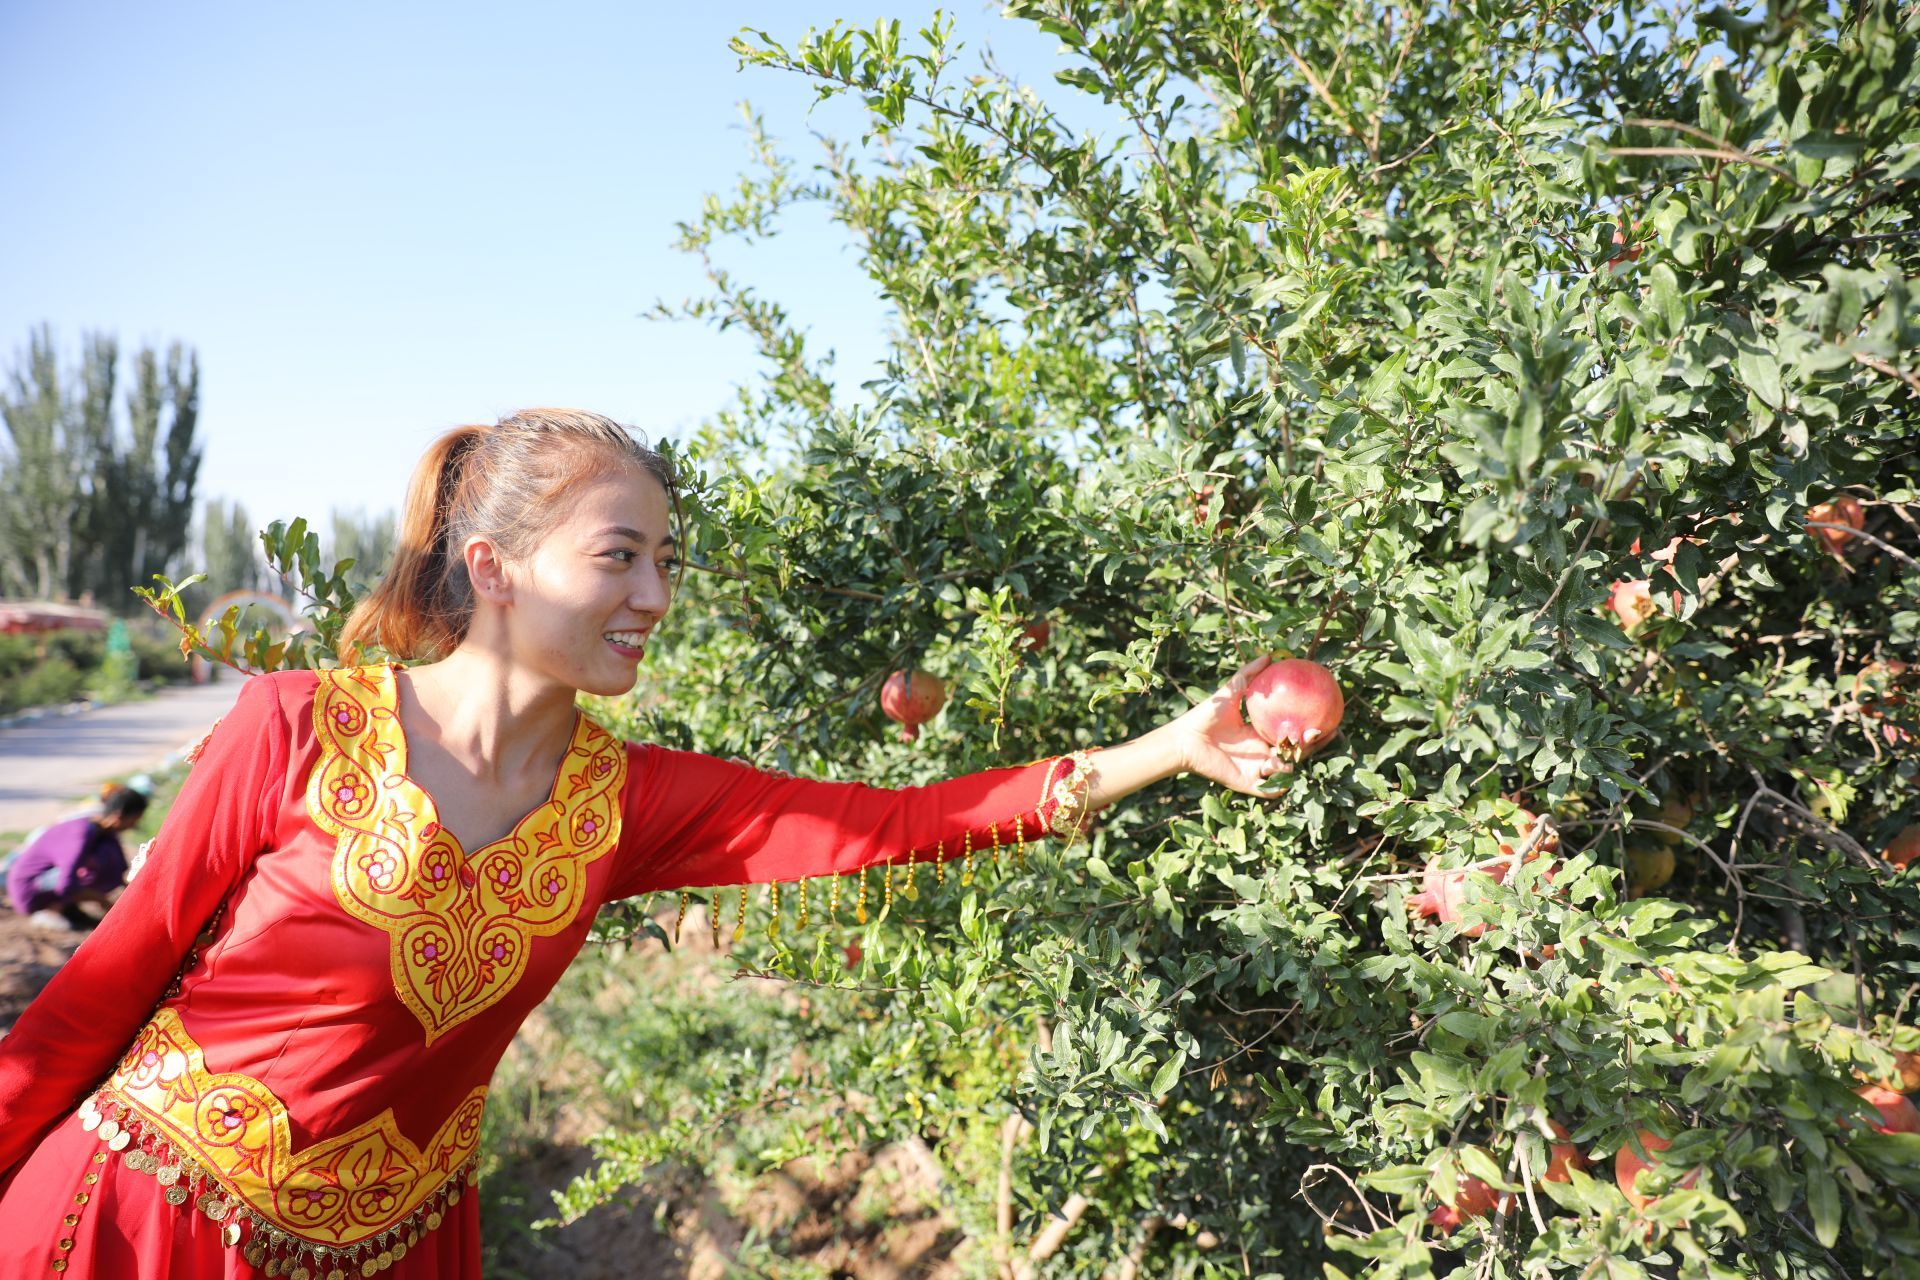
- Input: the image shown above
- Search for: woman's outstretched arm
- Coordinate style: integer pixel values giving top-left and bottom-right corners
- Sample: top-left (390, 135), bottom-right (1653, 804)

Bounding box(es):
top-left (603, 654), bottom-right (1285, 901)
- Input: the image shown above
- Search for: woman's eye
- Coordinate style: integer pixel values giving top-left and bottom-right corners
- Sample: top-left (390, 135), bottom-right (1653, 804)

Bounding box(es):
top-left (658, 557), bottom-right (681, 573)
top-left (605, 549), bottom-right (637, 563)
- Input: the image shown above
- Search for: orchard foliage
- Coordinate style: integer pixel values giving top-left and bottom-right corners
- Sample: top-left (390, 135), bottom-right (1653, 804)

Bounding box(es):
top-left (638, 2), bottom-right (1920, 1275)
top-left (145, 2), bottom-right (1920, 1276)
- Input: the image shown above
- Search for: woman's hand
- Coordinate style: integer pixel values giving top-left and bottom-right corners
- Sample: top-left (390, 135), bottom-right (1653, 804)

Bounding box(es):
top-left (1163, 653), bottom-right (1287, 797)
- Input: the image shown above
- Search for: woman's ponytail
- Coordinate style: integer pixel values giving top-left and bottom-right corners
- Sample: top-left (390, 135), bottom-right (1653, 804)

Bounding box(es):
top-left (338, 424), bottom-right (485, 664)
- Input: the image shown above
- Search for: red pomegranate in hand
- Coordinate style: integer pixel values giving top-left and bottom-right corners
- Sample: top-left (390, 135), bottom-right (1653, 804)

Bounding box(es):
top-left (1805, 495), bottom-right (1866, 557)
top-left (881, 669), bottom-right (946, 742)
top-left (1243, 658), bottom-right (1344, 771)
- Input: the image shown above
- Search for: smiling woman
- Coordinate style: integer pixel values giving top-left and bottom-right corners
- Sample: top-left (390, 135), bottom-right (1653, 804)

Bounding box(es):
top-left (0, 408), bottom-right (1294, 1279)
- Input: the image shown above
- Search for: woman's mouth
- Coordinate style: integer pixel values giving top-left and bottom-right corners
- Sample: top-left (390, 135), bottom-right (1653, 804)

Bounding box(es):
top-left (604, 630), bottom-right (649, 659)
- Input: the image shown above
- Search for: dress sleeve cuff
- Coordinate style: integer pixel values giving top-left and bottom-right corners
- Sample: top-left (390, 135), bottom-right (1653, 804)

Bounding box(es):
top-left (1037, 748), bottom-right (1100, 840)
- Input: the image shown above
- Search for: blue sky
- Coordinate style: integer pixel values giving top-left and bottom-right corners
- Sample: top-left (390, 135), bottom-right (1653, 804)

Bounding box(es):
top-left (0, 2), bottom-right (1090, 534)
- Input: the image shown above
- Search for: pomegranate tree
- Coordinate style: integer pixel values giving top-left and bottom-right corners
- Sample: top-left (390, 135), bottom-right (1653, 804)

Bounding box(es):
top-left (1426, 1171), bottom-right (1503, 1235)
top-left (1243, 658), bottom-right (1344, 770)
top-left (880, 669), bottom-right (946, 741)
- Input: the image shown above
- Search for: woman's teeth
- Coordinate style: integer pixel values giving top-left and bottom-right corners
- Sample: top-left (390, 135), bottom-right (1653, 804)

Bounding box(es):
top-left (605, 631), bottom-right (647, 647)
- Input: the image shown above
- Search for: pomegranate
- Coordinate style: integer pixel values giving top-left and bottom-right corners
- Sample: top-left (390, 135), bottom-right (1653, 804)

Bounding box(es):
top-left (1407, 857), bottom-right (1556, 938)
top-left (1544, 1120), bottom-right (1587, 1183)
top-left (1603, 219), bottom-right (1642, 270)
top-left (1609, 579), bottom-right (1657, 632)
top-left (1625, 845), bottom-right (1676, 898)
top-left (1192, 485), bottom-right (1218, 530)
top-left (1501, 804), bottom-right (1560, 856)
top-left (1856, 1047), bottom-right (1920, 1093)
top-left (1650, 793), bottom-right (1695, 846)
top-left (1805, 495), bottom-right (1865, 557)
top-left (1853, 660), bottom-right (1913, 746)
top-left (1243, 658), bottom-right (1344, 770)
top-left (880, 669), bottom-right (946, 741)
top-left (1854, 1084), bottom-right (1920, 1135)
top-left (1426, 1162), bottom-right (1506, 1235)
top-left (1018, 617), bottom-right (1052, 653)
top-left (1887, 826), bottom-right (1920, 869)
top-left (1615, 1130), bottom-right (1697, 1211)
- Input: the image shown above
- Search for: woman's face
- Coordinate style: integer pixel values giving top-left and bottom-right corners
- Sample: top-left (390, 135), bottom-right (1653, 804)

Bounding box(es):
top-left (488, 466), bottom-right (678, 697)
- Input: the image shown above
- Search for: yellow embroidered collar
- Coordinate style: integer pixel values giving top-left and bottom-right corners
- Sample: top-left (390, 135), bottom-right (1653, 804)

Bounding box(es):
top-left (307, 664), bottom-right (627, 1043)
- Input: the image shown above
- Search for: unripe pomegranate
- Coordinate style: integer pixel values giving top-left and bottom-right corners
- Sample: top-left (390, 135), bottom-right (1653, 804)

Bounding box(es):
top-left (1544, 1120), bottom-right (1587, 1183)
top-left (1887, 826), bottom-right (1920, 869)
top-left (1805, 495), bottom-right (1865, 556)
top-left (1625, 845), bottom-right (1676, 897)
top-left (880, 669), bottom-right (946, 742)
top-left (1243, 658), bottom-right (1344, 770)
top-left (1615, 1130), bottom-right (1697, 1211)
top-left (1854, 1084), bottom-right (1920, 1135)
top-left (1650, 793), bottom-right (1695, 846)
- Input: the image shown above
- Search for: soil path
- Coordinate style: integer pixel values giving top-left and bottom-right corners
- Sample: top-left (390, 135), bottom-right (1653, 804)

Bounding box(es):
top-left (0, 679), bottom-right (243, 833)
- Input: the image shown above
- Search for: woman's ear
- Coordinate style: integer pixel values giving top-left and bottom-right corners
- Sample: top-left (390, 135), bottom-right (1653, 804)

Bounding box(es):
top-left (463, 536), bottom-right (514, 606)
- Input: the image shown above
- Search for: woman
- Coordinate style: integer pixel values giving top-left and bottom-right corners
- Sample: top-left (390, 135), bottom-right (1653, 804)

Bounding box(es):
top-left (0, 408), bottom-right (1284, 1278)
top-left (6, 784), bottom-right (149, 930)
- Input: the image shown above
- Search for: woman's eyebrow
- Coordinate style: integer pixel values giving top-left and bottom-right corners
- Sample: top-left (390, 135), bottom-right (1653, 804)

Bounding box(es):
top-left (593, 525), bottom-right (677, 549)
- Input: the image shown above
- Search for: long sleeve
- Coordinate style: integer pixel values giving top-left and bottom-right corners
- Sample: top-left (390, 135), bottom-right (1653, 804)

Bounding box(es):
top-left (0, 673), bottom-right (292, 1178)
top-left (604, 744), bottom-right (1096, 901)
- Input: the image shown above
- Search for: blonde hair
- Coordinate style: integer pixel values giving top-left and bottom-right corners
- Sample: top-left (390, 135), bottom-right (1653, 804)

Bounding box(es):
top-left (339, 408), bottom-right (683, 663)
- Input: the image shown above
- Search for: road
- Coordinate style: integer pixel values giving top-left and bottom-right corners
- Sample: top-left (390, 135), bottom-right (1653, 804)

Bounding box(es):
top-left (0, 679), bottom-right (245, 832)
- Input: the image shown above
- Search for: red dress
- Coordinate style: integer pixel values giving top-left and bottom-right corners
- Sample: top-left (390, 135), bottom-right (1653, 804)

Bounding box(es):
top-left (0, 664), bottom-right (1095, 1279)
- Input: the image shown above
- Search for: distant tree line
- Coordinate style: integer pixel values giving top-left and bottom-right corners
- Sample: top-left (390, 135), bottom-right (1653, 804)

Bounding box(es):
top-left (0, 325), bottom-right (395, 618)
top-left (0, 325), bottom-right (200, 607)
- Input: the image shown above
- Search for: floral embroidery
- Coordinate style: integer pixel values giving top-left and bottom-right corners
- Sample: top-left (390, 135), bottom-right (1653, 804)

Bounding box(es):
top-left (307, 664), bottom-right (627, 1043)
top-left (105, 1008), bottom-right (488, 1249)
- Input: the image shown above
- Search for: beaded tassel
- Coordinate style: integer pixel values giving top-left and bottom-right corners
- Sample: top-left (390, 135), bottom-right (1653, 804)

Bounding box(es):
top-left (675, 892), bottom-right (689, 945)
top-left (961, 830), bottom-right (975, 885)
top-left (768, 881), bottom-right (781, 940)
top-left (855, 866), bottom-right (869, 924)
top-left (1014, 814), bottom-right (1027, 870)
top-left (734, 883), bottom-right (747, 942)
top-left (935, 839), bottom-right (946, 884)
top-left (903, 847), bottom-right (919, 899)
top-left (882, 863), bottom-right (893, 918)
top-left (711, 891), bottom-right (722, 949)
top-left (989, 822), bottom-right (1002, 867)
top-left (798, 878), bottom-right (810, 928)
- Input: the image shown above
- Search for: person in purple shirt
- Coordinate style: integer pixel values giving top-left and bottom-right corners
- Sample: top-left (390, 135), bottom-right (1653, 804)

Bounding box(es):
top-left (5, 784), bottom-right (148, 930)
